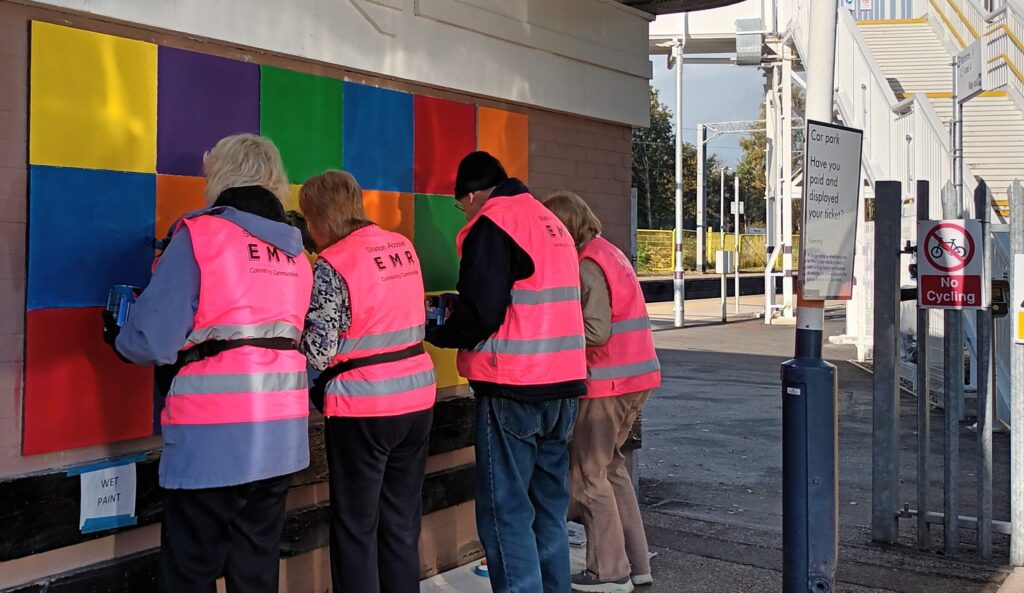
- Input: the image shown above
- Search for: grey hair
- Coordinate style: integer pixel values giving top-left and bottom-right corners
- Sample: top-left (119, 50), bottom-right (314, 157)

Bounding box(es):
top-left (202, 134), bottom-right (291, 206)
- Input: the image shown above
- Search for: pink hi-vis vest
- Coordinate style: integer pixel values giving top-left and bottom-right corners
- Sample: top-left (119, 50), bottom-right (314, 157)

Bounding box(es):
top-left (163, 215), bottom-right (313, 426)
top-left (319, 225), bottom-right (436, 418)
top-left (579, 236), bottom-right (661, 398)
top-left (455, 194), bottom-right (587, 386)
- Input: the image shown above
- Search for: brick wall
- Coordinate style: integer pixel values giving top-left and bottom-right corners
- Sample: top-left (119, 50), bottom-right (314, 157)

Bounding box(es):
top-left (528, 109), bottom-right (633, 252)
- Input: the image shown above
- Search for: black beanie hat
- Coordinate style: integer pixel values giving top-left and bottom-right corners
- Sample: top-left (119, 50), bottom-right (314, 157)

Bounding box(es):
top-left (454, 151), bottom-right (508, 198)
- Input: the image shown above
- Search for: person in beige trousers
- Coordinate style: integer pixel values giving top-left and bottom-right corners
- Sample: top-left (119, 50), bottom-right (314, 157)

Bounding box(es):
top-left (544, 192), bottom-right (662, 593)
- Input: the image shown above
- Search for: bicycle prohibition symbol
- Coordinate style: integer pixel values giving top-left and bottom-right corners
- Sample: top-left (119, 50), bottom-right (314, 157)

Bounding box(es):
top-left (924, 222), bottom-right (975, 273)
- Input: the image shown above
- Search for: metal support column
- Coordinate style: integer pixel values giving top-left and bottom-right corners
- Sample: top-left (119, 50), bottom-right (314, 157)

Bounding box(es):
top-left (941, 183), bottom-right (965, 556)
top-left (781, 2), bottom-right (839, 591)
top-left (781, 47), bottom-right (795, 318)
top-left (872, 180), bottom-right (902, 544)
top-left (672, 40), bottom-right (685, 328)
top-left (975, 181), bottom-right (993, 560)
top-left (1011, 179), bottom-right (1024, 566)
top-left (734, 174), bottom-right (741, 314)
top-left (721, 168), bottom-right (728, 323)
top-left (916, 180), bottom-right (932, 550)
top-left (697, 124), bottom-right (706, 274)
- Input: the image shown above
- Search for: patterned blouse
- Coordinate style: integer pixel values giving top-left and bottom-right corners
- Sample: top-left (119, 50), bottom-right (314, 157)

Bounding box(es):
top-left (299, 258), bottom-right (353, 371)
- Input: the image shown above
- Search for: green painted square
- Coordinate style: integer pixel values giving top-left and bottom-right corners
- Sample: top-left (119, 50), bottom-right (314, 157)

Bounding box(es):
top-left (414, 194), bottom-right (465, 292)
top-left (260, 66), bottom-right (343, 184)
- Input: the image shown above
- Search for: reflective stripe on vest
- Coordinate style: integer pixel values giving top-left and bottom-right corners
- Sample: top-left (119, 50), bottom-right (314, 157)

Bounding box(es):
top-left (454, 194), bottom-right (586, 387)
top-left (186, 321), bottom-right (301, 346)
top-left (319, 225), bottom-right (436, 418)
top-left (579, 236), bottom-right (661, 398)
top-left (163, 214), bottom-right (313, 429)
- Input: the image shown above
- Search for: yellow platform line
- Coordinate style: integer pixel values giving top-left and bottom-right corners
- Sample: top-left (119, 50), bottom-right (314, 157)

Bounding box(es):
top-left (895, 91), bottom-right (1008, 99)
top-left (858, 18), bottom-right (929, 25)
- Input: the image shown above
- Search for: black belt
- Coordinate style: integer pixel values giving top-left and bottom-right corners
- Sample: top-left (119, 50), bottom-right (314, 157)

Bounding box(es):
top-left (310, 342), bottom-right (426, 414)
top-left (155, 337), bottom-right (297, 397)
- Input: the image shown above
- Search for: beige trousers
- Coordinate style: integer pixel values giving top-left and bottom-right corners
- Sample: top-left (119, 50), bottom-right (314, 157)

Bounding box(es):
top-left (569, 390), bottom-right (652, 580)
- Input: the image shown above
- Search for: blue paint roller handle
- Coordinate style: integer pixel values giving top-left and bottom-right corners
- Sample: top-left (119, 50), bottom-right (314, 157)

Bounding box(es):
top-left (106, 285), bottom-right (139, 327)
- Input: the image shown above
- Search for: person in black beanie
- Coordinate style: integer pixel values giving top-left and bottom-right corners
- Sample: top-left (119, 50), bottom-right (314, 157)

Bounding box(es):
top-left (427, 151), bottom-right (587, 593)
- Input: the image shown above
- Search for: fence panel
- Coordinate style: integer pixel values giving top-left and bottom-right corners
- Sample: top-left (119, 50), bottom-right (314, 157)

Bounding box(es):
top-left (636, 230), bottom-right (697, 275)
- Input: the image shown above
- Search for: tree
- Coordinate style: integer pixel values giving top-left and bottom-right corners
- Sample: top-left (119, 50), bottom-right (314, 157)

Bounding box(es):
top-left (731, 82), bottom-right (806, 231)
top-left (632, 87), bottom-right (720, 230)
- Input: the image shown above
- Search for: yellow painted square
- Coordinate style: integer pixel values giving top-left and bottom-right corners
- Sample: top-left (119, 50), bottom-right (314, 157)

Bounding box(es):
top-left (30, 22), bottom-right (157, 173)
top-left (1017, 312), bottom-right (1024, 342)
top-left (288, 183), bottom-right (303, 213)
top-left (424, 289), bottom-right (467, 388)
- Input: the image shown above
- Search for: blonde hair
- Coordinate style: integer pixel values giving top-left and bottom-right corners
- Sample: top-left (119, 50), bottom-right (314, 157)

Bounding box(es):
top-left (299, 170), bottom-right (373, 246)
top-left (203, 134), bottom-right (291, 206)
top-left (543, 191), bottom-right (602, 245)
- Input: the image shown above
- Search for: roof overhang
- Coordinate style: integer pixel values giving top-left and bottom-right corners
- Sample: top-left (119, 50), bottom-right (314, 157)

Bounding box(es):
top-left (617, 0), bottom-right (747, 15)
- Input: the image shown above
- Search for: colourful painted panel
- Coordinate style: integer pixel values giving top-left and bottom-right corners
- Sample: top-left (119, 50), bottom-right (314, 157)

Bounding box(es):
top-left (477, 107), bottom-right (529, 183)
top-left (342, 83), bottom-right (414, 193)
top-left (157, 47), bottom-right (260, 176)
top-left (260, 66), bottom-right (344, 184)
top-left (414, 194), bottom-right (465, 293)
top-left (29, 22), bottom-right (157, 173)
top-left (156, 175), bottom-right (206, 240)
top-left (23, 307), bottom-right (155, 455)
top-left (27, 166), bottom-right (155, 311)
top-left (414, 96), bottom-right (475, 195)
top-left (364, 191), bottom-right (414, 240)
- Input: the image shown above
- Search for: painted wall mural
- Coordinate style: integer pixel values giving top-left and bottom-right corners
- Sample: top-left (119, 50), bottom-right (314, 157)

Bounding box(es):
top-left (24, 21), bottom-right (529, 455)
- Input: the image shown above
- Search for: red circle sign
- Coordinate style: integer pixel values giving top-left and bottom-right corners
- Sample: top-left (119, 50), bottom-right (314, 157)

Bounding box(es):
top-left (924, 222), bottom-right (974, 273)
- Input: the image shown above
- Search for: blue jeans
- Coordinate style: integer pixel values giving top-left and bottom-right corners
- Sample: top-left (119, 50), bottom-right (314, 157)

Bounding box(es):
top-left (475, 396), bottom-right (579, 593)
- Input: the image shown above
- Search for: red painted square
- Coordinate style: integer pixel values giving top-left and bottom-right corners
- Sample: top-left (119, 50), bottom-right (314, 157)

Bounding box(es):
top-left (414, 96), bottom-right (475, 195)
top-left (23, 307), bottom-right (154, 455)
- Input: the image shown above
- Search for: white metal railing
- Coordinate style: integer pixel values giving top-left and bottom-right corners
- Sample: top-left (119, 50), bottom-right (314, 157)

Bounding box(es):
top-left (982, 1), bottom-right (1024, 99)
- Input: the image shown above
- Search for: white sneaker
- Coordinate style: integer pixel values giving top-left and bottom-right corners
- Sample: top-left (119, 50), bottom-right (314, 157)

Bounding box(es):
top-left (630, 573), bottom-right (653, 586)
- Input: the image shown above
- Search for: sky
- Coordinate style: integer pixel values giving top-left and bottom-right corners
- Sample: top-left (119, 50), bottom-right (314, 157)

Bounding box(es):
top-left (649, 57), bottom-right (765, 166)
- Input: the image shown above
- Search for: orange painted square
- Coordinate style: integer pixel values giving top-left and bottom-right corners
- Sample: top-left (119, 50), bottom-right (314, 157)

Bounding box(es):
top-left (363, 191), bottom-right (414, 240)
top-left (155, 175), bottom-right (206, 239)
top-left (477, 107), bottom-right (528, 183)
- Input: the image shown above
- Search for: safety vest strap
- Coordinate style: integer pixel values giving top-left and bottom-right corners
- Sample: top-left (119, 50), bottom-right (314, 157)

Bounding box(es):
top-left (476, 334), bottom-right (585, 355)
top-left (326, 367), bottom-right (436, 397)
top-left (169, 370), bottom-right (308, 396)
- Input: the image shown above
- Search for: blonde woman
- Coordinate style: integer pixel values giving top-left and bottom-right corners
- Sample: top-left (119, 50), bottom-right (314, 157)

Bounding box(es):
top-left (299, 170), bottom-right (436, 593)
top-left (544, 191), bottom-right (661, 593)
top-left (108, 134), bottom-right (314, 592)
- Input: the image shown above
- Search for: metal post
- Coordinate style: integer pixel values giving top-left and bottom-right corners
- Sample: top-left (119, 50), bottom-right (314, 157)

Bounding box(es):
top-left (721, 168), bottom-right (728, 323)
top-left (941, 183), bottom-right (964, 556)
top-left (734, 174), bottom-right (741, 315)
top-left (975, 181), bottom-right (993, 560)
top-left (672, 40), bottom-right (685, 328)
top-left (697, 124), bottom-right (706, 274)
top-left (953, 66), bottom-right (965, 214)
top-left (872, 181), bottom-right (902, 545)
top-left (630, 187), bottom-right (638, 270)
top-left (1011, 179), bottom-right (1024, 566)
top-left (781, 46), bottom-right (795, 318)
top-left (916, 180), bottom-right (932, 551)
top-left (781, 2), bottom-right (839, 591)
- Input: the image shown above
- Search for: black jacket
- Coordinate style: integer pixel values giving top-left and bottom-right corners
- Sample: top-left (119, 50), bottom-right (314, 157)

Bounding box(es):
top-left (426, 179), bottom-right (586, 401)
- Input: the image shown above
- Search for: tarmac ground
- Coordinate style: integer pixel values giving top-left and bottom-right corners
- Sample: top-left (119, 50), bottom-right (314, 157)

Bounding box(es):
top-left (424, 295), bottom-right (1021, 593)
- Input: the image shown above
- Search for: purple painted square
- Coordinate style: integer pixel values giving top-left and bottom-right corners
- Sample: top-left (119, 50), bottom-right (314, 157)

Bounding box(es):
top-left (157, 47), bottom-right (260, 176)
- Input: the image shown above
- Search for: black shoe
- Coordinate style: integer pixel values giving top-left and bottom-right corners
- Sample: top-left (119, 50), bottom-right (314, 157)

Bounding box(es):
top-left (570, 571), bottom-right (635, 593)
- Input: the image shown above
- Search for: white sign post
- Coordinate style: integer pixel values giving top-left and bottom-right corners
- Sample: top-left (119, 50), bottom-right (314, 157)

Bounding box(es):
top-left (917, 219), bottom-right (988, 309)
top-left (956, 40), bottom-right (987, 104)
top-left (799, 120), bottom-right (864, 300)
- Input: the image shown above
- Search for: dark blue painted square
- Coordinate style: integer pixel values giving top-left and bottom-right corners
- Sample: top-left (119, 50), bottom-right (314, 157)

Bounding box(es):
top-left (157, 47), bottom-right (261, 177)
top-left (342, 82), bottom-right (414, 192)
top-left (28, 166), bottom-right (156, 310)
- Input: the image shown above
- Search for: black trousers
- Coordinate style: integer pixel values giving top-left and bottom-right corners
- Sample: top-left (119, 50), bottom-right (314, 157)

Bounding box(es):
top-left (326, 408), bottom-right (433, 593)
top-left (160, 474), bottom-right (292, 593)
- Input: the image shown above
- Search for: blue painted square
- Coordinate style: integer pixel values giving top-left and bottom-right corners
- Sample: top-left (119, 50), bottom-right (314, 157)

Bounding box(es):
top-left (343, 83), bottom-right (414, 192)
top-left (28, 166), bottom-right (156, 310)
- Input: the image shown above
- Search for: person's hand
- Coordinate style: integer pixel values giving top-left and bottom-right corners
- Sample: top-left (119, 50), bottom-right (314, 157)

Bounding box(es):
top-left (102, 310), bottom-right (120, 345)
